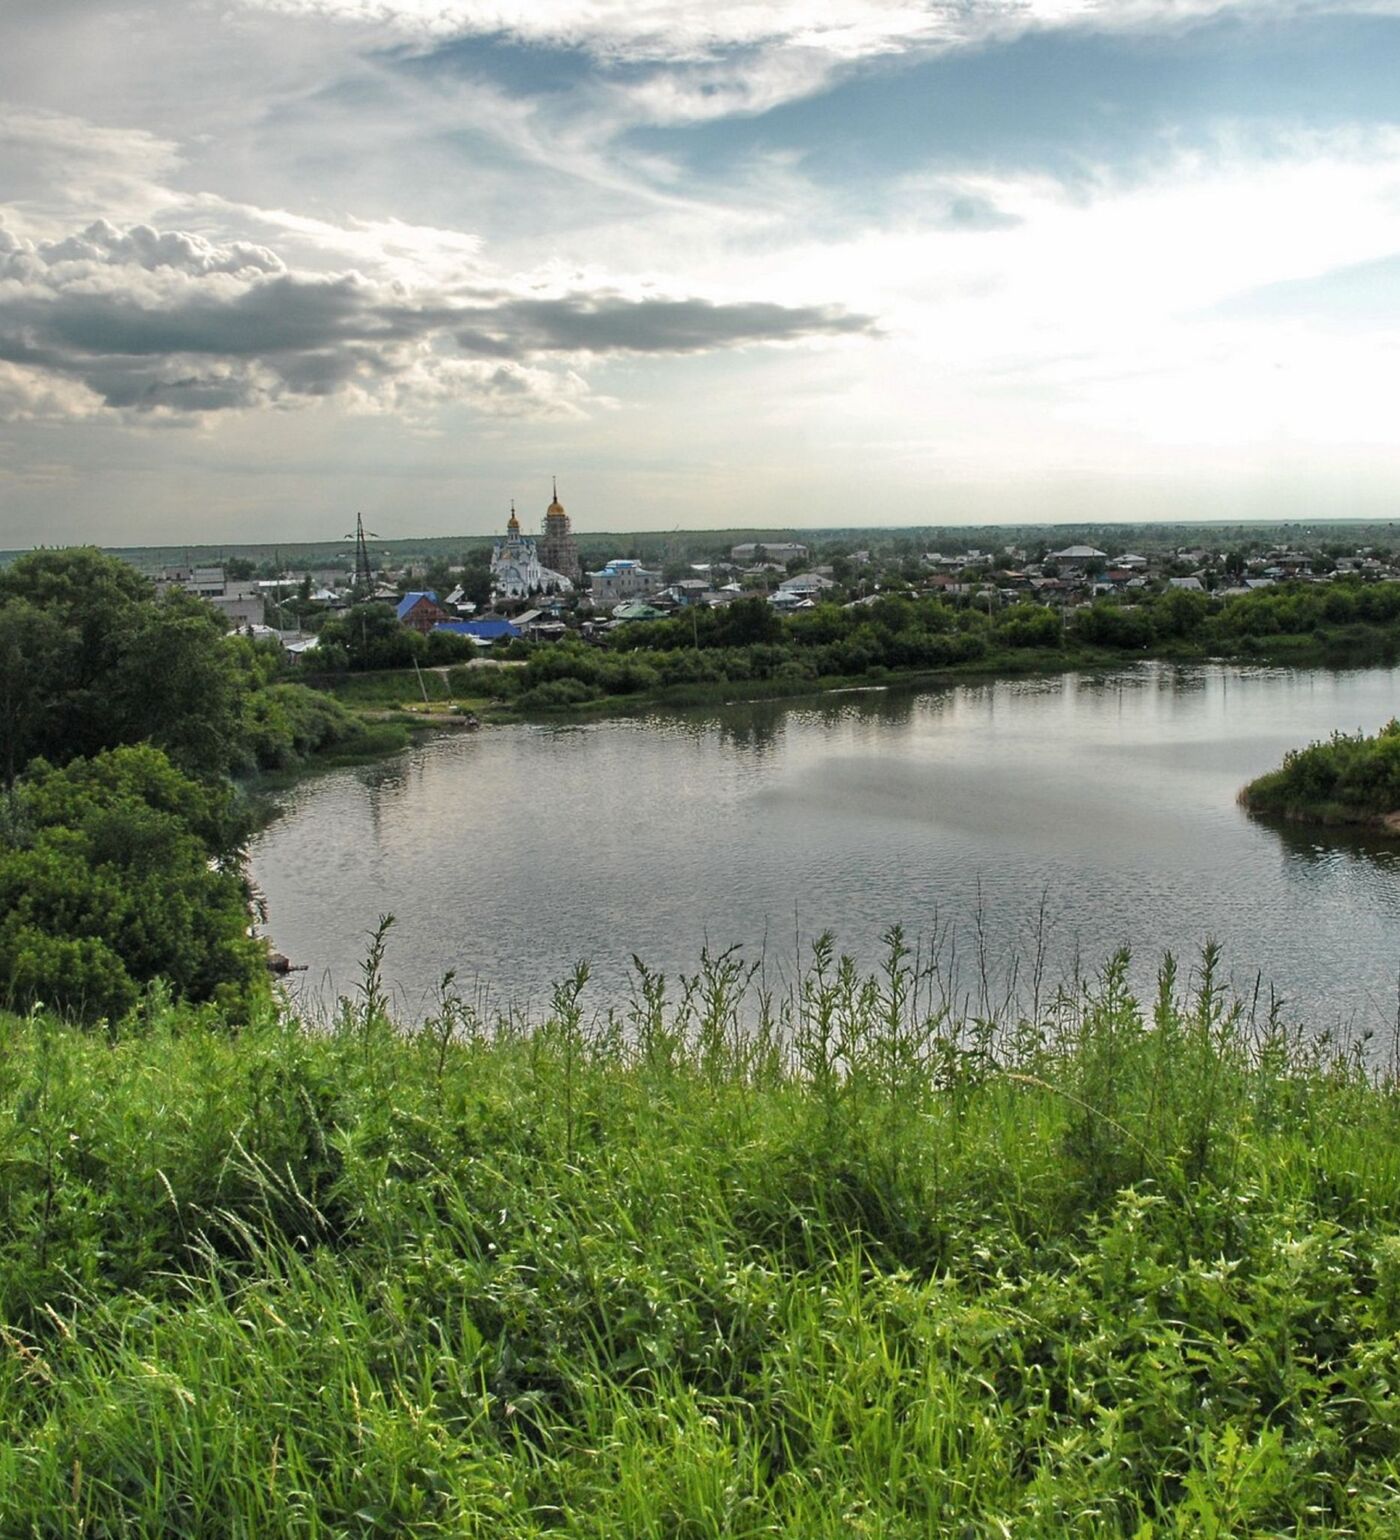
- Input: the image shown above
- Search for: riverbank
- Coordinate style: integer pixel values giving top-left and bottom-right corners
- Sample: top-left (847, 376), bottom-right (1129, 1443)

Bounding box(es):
top-left (4, 948), bottom-right (1400, 1535)
top-left (1241, 718), bottom-right (1400, 835)
top-left (301, 622), bottom-right (1399, 733)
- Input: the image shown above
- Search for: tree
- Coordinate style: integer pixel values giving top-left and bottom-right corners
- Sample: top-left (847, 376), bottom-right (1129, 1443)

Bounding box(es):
top-left (0, 746), bottom-right (266, 1022)
top-left (1152, 588), bottom-right (1210, 640)
top-left (318, 603), bottom-right (425, 670)
top-left (460, 567), bottom-right (492, 608)
top-left (109, 594), bottom-right (244, 779)
top-left (0, 549), bottom-right (245, 779)
top-left (0, 600), bottom-right (69, 790)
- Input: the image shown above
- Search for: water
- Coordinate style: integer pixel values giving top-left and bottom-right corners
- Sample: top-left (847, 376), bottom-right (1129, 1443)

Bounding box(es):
top-left (249, 663), bottom-right (1400, 1038)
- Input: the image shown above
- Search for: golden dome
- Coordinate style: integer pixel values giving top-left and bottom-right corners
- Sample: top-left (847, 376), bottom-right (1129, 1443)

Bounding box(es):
top-left (506, 499), bottom-right (520, 535)
top-left (547, 476), bottom-right (565, 517)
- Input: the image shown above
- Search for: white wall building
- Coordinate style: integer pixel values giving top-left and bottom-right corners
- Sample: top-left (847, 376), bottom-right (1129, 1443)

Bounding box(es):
top-left (589, 559), bottom-right (663, 610)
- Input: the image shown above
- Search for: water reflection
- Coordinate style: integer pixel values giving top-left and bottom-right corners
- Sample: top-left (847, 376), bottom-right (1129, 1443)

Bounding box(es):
top-left (1255, 810), bottom-right (1400, 874)
top-left (250, 662), bottom-right (1400, 1037)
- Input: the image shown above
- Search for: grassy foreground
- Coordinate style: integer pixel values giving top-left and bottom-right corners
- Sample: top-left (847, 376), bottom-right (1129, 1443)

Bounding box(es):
top-left (4, 937), bottom-right (1400, 1536)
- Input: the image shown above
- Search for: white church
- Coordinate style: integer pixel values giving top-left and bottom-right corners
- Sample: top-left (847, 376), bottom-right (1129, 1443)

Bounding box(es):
top-left (490, 501), bottom-right (574, 599)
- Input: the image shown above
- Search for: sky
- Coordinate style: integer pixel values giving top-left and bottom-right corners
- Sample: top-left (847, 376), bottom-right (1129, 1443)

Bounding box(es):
top-left (2, 1), bottom-right (1400, 546)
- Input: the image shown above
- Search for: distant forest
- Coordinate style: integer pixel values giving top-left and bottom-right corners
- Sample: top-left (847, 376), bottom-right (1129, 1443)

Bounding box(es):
top-left (4, 517), bottom-right (1399, 574)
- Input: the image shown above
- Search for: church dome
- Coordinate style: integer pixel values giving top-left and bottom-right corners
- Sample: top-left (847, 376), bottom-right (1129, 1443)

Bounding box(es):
top-left (546, 477), bottom-right (565, 517)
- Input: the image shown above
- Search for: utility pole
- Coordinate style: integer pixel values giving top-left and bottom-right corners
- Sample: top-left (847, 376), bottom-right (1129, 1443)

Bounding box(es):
top-left (345, 512), bottom-right (378, 599)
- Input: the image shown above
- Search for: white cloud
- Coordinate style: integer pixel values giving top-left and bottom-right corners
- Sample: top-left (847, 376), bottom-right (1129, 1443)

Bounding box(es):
top-left (0, 109), bottom-right (183, 235)
top-left (222, 0), bottom-right (1400, 144)
top-left (0, 360), bottom-right (105, 423)
top-left (236, 0), bottom-right (1388, 58)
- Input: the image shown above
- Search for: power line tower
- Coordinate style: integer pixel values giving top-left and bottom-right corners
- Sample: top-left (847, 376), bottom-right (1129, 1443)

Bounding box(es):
top-left (345, 512), bottom-right (378, 599)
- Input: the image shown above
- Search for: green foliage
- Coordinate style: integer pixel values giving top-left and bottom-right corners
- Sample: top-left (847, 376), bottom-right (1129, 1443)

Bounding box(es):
top-left (318, 603), bottom-right (426, 670)
top-left (238, 682), bottom-right (383, 772)
top-left (472, 577), bottom-right (1400, 716)
top-left (1071, 599), bottom-right (1154, 649)
top-left (1244, 719), bottom-right (1400, 824)
top-left (0, 548), bottom-right (245, 781)
top-left (0, 746), bottom-right (267, 1022)
top-left (0, 547), bottom-right (410, 787)
top-left (2, 944), bottom-right (1400, 1534)
top-left (424, 627), bottom-right (475, 665)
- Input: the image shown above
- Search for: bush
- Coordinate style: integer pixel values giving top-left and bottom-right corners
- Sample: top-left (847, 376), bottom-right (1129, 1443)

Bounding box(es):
top-left (0, 747), bottom-right (268, 1022)
top-left (517, 677), bottom-right (604, 710)
top-left (1243, 719), bottom-right (1400, 821)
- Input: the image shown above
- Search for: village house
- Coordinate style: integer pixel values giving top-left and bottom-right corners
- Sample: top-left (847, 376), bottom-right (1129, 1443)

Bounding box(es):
top-left (396, 591), bottom-right (450, 633)
top-left (433, 618), bottom-right (522, 645)
top-left (778, 572), bottom-right (837, 598)
top-left (1048, 545), bottom-right (1108, 572)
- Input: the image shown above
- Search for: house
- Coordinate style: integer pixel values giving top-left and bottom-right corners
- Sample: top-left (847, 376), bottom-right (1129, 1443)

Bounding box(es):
top-left (1048, 545), bottom-right (1108, 571)
top-left (1167, 576), bottom-right (1205, 593)
top-left (443, 585), bottom-right (479, 613)
top-left (778, 572), bottom-right (836, 597)
top-left (396, 591), bottom-right (450, 634)
top-left (730, 542), bottom-right (807, 563)
top-left (509, 608), bottom-right (569, 640)
top-left (664, 579), bottom-right (712, 607)
top-left (433, 618), bottom-right (522, 645)
top-left (282, 635), bottom-right (321, 664)
top-left (610, 601), bottom-right (669, 622)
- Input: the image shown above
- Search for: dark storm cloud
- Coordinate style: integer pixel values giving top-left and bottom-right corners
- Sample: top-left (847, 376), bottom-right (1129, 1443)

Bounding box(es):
top-left (448, 293), bottom-right (877, 357)
top-left (0, 220), bottom-right (877, 417)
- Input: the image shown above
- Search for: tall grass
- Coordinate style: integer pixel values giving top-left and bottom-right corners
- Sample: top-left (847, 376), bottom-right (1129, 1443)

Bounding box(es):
top-left (3, 935), bottom-right (1400, 1536)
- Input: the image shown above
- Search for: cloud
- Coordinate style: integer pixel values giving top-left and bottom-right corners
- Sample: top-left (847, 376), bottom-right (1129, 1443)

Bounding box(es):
top-left (239, 1), bottom-right (1362, 59)
top-left (0, 218), bottom-right (877, 420)
top-left (34, 220), bottom-right (286, 278)
top-left (0, 360), bottom-right (105, 423)
top-left (0, 109), bottom-right (183, 232)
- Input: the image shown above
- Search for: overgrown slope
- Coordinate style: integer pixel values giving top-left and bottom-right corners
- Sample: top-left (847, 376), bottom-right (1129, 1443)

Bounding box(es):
top-left (3, 941), bottom-right (1400, 1536)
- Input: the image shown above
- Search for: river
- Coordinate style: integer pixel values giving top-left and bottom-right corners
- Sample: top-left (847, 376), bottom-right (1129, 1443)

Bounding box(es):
top-left (249, 663), bottom-right (1400, 1040)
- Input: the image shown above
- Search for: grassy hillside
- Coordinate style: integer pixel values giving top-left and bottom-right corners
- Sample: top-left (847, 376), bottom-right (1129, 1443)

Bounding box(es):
top-left (3, 936), bottom-right (1400, 1536)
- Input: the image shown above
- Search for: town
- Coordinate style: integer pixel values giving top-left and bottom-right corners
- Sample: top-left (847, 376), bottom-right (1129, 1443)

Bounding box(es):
top-left (139, 485), bottom-right (1400, 665)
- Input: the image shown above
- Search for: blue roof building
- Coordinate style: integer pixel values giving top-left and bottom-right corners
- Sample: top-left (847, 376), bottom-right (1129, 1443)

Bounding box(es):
top-left (395, 590), bottom-right (439, 622)
top-left (434, 619), bottom-right (522, 642)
